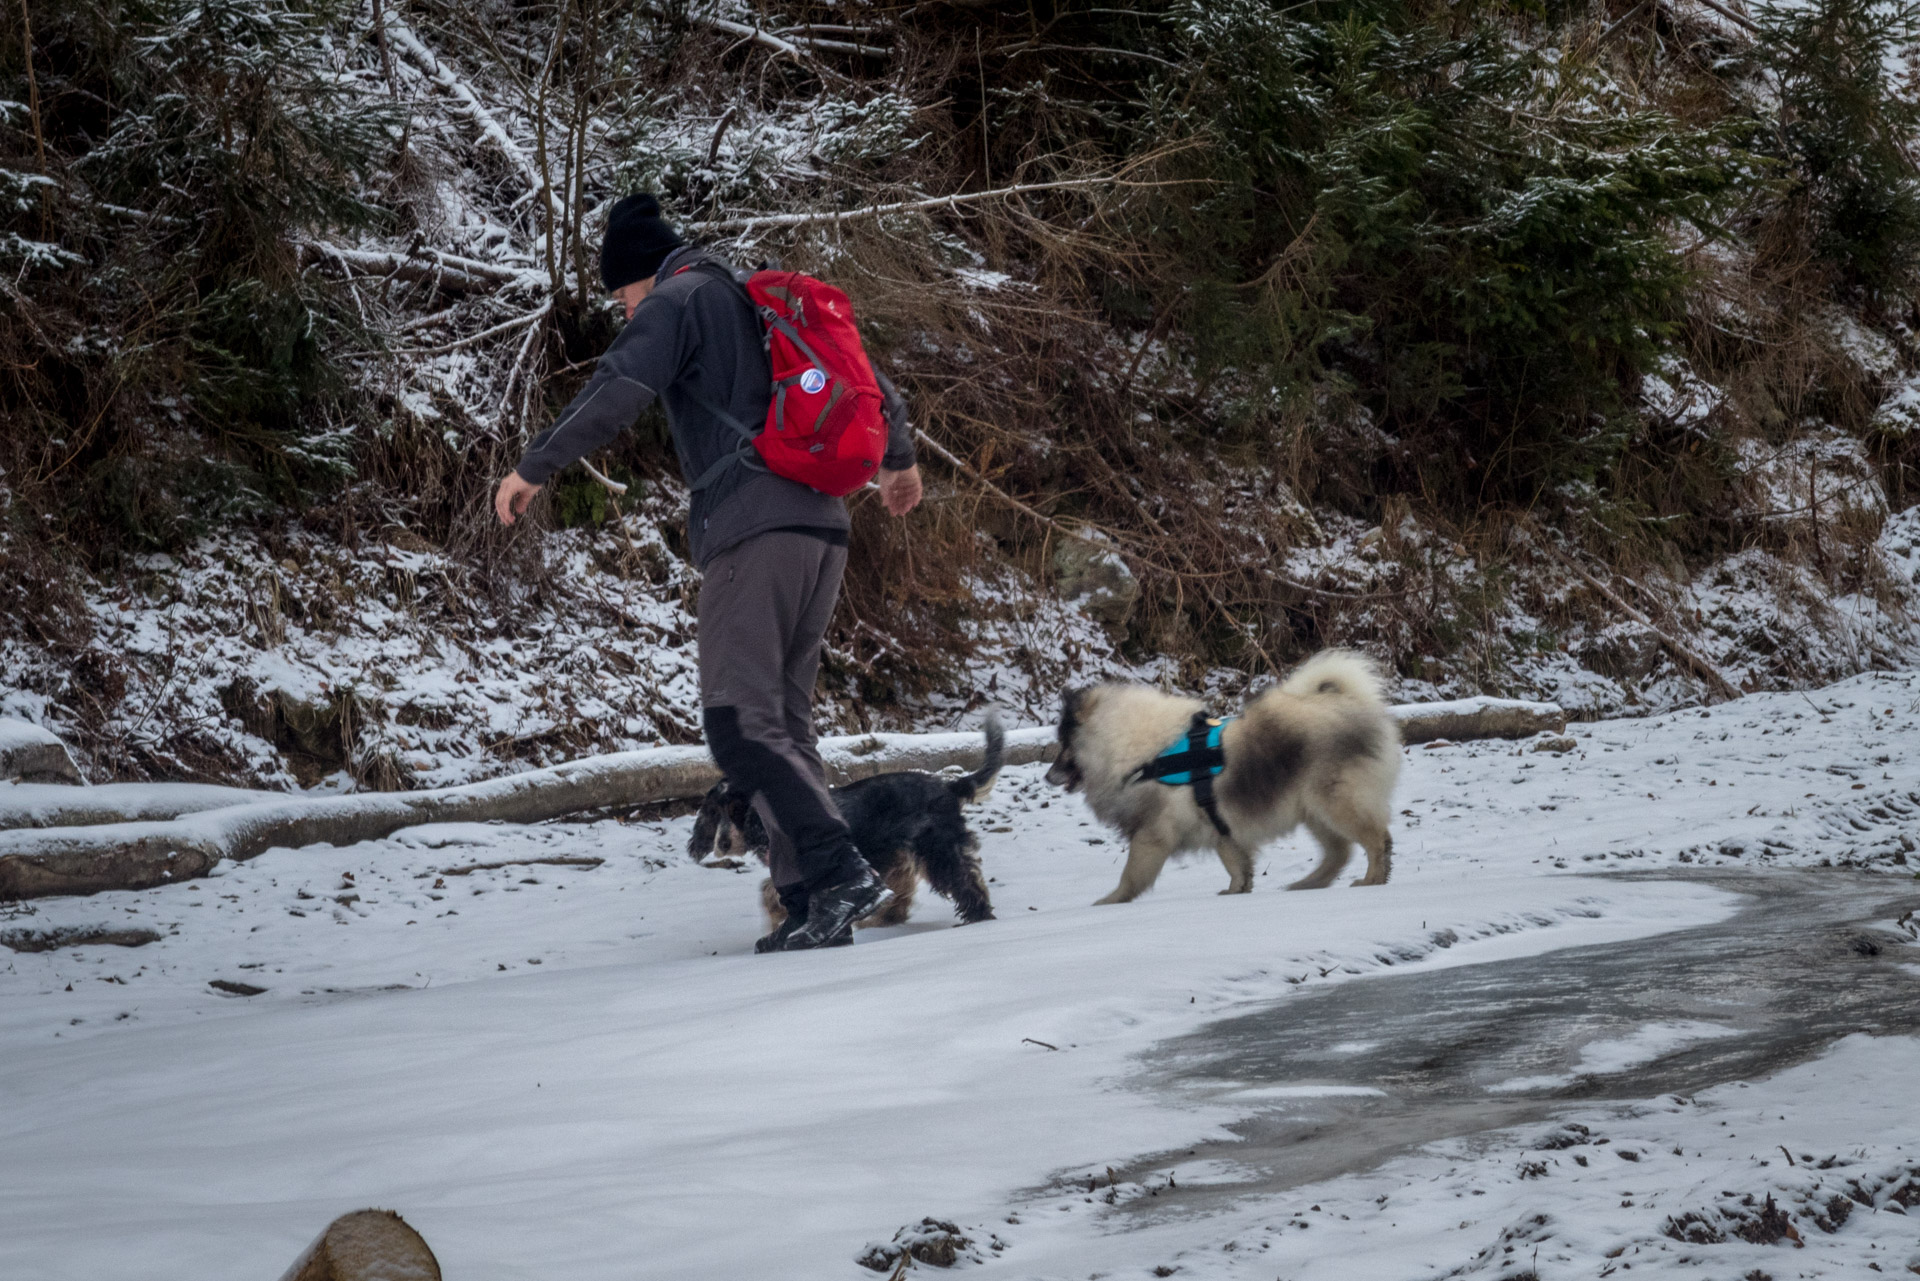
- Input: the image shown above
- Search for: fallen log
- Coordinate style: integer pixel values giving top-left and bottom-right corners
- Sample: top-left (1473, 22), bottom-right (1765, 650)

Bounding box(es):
top-left (0, 730), bottom-right (1049, 899)
top-left (1390, 697), bottom-right (1566, 745)
top-left (0, 781), bottom-right (274, 828)
top-left (0, 744), bottom-right (721, 899)
top-left (0, 704), bottom-right (1559, 900)
top-left (297, 241), bottom-right (541, 294)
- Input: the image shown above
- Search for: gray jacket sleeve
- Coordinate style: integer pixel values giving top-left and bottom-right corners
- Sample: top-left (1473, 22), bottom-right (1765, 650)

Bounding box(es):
top-left (515, 294), bottom-right (689, 485)
top-left (875, 370), bottom-right (917, 471)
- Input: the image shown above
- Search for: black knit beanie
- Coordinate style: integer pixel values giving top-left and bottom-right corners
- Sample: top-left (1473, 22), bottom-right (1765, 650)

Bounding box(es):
top-left (599, 193), bottom-right (685, 292)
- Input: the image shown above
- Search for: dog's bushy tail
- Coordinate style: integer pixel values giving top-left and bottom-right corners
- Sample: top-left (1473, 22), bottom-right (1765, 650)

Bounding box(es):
top-left (687, 783), bottom-right (726, 860)
top-left (948, 710), bottom-right (1005, 802)
top-left (1279, 649), bottom-right (1389, 706)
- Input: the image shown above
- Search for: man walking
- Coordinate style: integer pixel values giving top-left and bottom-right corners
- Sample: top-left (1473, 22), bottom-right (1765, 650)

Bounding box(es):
top-left (494, 193), bottom-right (923, 951)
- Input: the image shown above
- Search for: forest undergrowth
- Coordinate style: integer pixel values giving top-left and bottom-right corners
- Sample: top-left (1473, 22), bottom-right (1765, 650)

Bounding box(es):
top-left (3, 0), bottom-right (1919, 787)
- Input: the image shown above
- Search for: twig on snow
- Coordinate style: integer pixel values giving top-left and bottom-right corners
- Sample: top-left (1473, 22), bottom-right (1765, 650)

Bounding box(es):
top-left (1679, 0), bottom-right (1757, 33)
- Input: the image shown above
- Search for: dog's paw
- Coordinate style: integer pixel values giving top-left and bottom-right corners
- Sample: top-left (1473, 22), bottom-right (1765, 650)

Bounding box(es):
top-left (1350, 875), bottom-right (1389, 887)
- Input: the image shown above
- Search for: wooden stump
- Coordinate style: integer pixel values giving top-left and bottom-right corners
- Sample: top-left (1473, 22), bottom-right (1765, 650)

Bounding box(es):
top-left (278, 1209), bottom-right (441, 1281)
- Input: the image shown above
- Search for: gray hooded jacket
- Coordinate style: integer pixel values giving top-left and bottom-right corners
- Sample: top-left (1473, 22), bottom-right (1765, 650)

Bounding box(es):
top-left (515, 246), bottom-right (915, 568)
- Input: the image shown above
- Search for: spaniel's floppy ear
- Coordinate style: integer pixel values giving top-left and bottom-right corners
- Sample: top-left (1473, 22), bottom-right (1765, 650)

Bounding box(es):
top-left (687, 782), bottom-right (729, 860)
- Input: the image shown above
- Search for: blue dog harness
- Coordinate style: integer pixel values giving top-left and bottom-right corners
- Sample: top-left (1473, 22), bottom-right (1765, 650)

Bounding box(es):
top-left (1128, 711), bottom-right (1236, 837)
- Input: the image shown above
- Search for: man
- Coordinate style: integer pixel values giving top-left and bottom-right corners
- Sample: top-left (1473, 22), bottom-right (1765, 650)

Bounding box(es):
top-left (494, 193), bottom-right (924, 951)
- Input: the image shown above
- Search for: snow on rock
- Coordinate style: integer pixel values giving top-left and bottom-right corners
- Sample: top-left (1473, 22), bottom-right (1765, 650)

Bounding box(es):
top-left (0, 718), bottom-right (81, 785)
top-left (1873, 370), bottom-right (1920, 436)
top-left (1638, 355), bottom-right (1723, 433)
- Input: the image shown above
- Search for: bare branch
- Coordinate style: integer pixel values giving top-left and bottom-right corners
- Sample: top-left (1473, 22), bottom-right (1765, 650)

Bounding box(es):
top-left (298, 241), bottom-right (543, 294)
top-left (1542, 544), bottom-right (1742, 700)
top-left (390, 298), bottom-right (553, 355)
top-left (580, 458), bottom-right (629, 495)
top-left (694, 173), bottom-right (1172, 234)
top-left (382, 12), bottom-right (565, 225)
top-left (685, 11), bottom-right (804, 60)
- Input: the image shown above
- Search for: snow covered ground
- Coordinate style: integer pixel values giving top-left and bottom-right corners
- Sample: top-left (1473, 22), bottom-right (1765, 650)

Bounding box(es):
top-left (2, 673), bottom-right (1918, 1278)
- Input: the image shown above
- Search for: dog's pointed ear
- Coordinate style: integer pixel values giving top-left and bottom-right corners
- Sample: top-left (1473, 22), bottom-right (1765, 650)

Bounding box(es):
top-left (687, 783), bottom-right (727, 860)
top-left (1060, 685), bottom-right (1099, 739)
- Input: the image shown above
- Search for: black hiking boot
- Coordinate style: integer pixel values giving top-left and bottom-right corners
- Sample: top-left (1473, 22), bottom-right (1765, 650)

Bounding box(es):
top-left (785, 867), bottom-right (892, 950)
top-left (754, 916), bottom-right (804, 954)
top-left (754, 916), bottom-right (853, 953)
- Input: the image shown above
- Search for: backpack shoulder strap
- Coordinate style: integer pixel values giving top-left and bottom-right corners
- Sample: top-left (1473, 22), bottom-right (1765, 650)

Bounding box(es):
top-left (683, 388), bottom-right (765, 491)
top-left (669, 259), bottom-right (772, 492)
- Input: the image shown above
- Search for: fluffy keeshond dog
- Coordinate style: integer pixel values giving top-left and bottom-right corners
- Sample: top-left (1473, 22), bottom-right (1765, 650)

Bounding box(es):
top-left (1045, 651), bottom-right (1401, 903)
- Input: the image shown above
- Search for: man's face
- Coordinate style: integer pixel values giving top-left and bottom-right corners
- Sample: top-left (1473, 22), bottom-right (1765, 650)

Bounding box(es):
top-left (613, 276), bottom-right (655, 320)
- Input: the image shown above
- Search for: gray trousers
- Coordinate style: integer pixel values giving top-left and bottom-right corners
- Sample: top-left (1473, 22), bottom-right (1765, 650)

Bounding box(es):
top-left (697, 530), bottom-right (860, 898)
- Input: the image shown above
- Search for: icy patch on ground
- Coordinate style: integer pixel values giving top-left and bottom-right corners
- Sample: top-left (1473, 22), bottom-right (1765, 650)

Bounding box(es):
top-left (1491, 1022), bottom-right (1742, 1093)
top-left (1006, 1034), bottom-right (1920, 1280)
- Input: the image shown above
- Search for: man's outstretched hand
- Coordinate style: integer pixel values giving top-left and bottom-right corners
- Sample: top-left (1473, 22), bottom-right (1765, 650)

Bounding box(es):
top-left (495, 472), bottom-right (542, 526)
top-left (877, 465), bottom-right (923, 517)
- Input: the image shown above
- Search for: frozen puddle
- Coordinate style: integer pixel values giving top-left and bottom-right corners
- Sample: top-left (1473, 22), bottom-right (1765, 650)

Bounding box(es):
top-left (1021, 870), bottom-right (1919, 1233)
top-left (1490, 1021), bottom-right (1742, 1093)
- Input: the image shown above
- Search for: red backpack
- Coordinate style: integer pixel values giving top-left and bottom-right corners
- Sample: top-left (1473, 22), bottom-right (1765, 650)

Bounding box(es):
top-left (682, 265), bottom-right (889, 497)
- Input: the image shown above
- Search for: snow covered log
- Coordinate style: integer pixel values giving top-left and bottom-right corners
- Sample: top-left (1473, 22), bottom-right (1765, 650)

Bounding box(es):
top-left (0, 729), bottom-right (1049, 899)
top-left (1390, 697), bottom-right (1566, 744)
top-left (0, 706), bottom-right (1561, 900)
top-left (0, 745), bottom-right (722, 899)
top-left (824, 725), bottom-right (1057, 783)
top-left (0, 720), bottom-right (82, 785)
top-left (0, 781), bottom-right (274, 829)
top-left (279, 1209), bottom-right (441, 1281)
